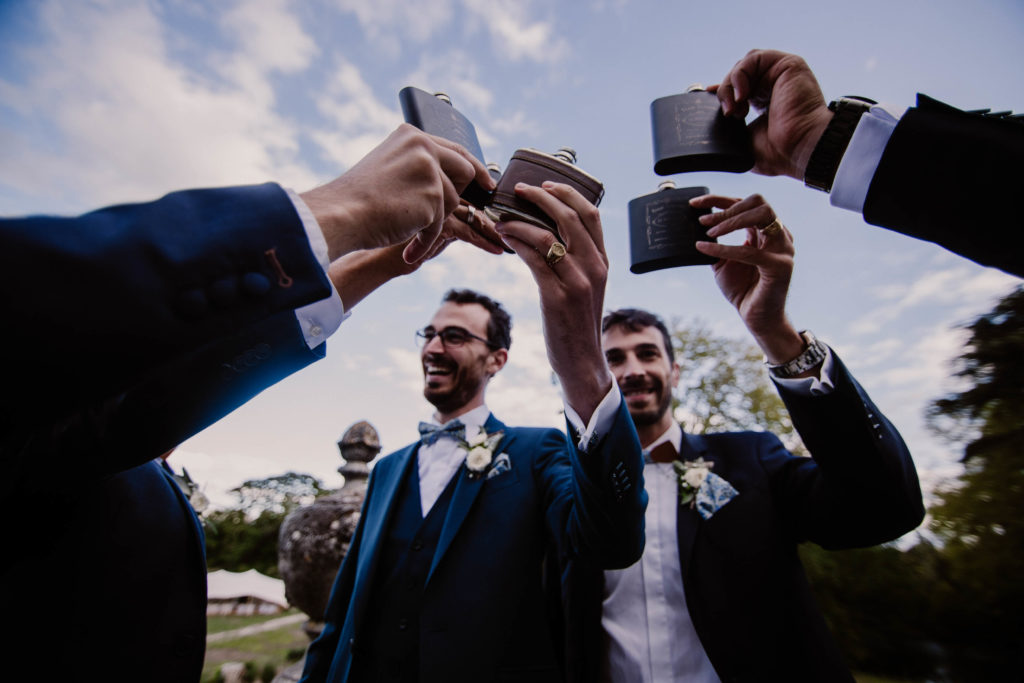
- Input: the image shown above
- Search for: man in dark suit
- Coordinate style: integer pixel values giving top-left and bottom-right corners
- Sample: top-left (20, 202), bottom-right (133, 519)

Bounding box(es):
top-left (712, 48), bottom-right (1024, 277)
top-left (301, 182), bottom-right (647, 683)
top-left (564, 194), bottom-right (924, 682)
top-left (0, 124), bottom-right (496, 681)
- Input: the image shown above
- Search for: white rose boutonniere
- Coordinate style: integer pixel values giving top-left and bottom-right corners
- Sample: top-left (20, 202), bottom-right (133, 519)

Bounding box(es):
top-left (671, 456), bottom-right (739, 520)
top-left (459, 428), bottom-right (505, 479)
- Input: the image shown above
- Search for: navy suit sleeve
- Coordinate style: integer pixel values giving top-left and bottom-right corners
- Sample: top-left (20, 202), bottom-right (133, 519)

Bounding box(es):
top-left (863, 95), bottom-right (1024, 277)
top-left (539, 399), bottom-right (647, 570)
top-left (766, 352), bottom-right (925, 548)
top-left (1, 183), bottom-right (333, 503)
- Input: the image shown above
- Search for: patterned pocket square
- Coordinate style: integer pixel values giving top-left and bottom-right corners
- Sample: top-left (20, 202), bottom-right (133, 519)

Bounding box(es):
top-left (695, 472), bottom-right (739, 520)
top-left (486, 453), bottom-right (511, 480)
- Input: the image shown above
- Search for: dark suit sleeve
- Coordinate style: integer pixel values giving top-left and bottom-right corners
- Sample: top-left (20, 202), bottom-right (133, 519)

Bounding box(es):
top-left (863, 94), bottom-right (1024, 277)
top-left (1, 183), bottom-right (334, 502)
top-left (539, 399), bottom-right (647, 570)
top-left (766, 352), bottom-right (925, 548)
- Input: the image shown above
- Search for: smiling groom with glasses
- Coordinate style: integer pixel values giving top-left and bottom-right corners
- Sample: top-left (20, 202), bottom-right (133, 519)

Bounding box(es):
top-left (302, 183), bottom-right (647, 683)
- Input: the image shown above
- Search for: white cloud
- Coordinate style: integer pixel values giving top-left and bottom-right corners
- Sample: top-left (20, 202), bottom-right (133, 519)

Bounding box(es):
top-left (0, 0), bottom-right (321, 211)
top-left (462, 0), bottom-right (569, 63)
top-left (850, 265), bottom-right (1016, 336)
top-left (421, 241), bottom-right (541, 309)
top-left (334, 0), bottom-right (455, 45)
top-left (310, 57), bottom-right (403, 170)
top-left (331, 0), bottom-right (567, 65)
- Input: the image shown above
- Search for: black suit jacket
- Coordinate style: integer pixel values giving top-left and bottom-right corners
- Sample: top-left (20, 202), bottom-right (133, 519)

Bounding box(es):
top-left (864, 94), bottom-right (1024, 277)
top-left (562, 354), bottom-right (925, 683)
top-left (0, 183), bottom-right (332, 680)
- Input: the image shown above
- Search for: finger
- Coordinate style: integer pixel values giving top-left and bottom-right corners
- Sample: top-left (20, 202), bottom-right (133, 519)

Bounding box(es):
top-left (424, 130), bottom-right (497, 191)
top-left (403, 224), bottom-right (441, 264)
top-left (540, 182), bottom-right (607, 258)
top-left (445, 208), bottom-right (505, 255)
top-left (496, 216), bottom-right (563, 262)
top-left (403, 170), bottom-right (449, 263)
top-left (497, 222), bottom-right (561, 283)
top-left (715, 77), bottom-right (735, 116)
top-left (695, 240), bottom-right (792, 267)
top-left (694, 194), bottom-right (775, 236)
top-left (464, 207), bottom-right (509, 254)
top-left (507, 182), bottom-right (599, 261)
top-left (689, 194), bottom-right (742, 211)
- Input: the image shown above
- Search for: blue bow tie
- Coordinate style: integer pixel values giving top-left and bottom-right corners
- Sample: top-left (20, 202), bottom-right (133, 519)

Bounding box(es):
top-left (418, 419), bottom-right (466, 446)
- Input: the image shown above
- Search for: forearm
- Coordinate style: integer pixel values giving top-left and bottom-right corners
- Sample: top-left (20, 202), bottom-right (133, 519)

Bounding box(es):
top-left (328, 243), bottom-right (417, 311)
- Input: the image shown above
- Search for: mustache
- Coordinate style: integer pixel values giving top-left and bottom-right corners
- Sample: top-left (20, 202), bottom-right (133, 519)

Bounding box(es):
top-left (619, 375), bottom-right (661, 393)
top-left (423, 352), bottom-right (456, 369)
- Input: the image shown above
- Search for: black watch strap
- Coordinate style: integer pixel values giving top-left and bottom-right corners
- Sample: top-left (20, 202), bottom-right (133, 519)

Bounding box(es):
top-left (804, 96), bottom-right (876, 193)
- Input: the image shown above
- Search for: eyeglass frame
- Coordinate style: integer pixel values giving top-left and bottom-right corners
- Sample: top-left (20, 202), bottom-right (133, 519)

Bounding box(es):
top-left (416, 325), bottom-right (500, 350)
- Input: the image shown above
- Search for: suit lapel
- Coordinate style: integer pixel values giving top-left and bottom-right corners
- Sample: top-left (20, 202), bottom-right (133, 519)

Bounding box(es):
top-left (427, 414), bottom-right (509, 585)
top-left (675, 432), bottom-right (708, 574)
top-left (157, 461), bottom-right (207, 573)
top-left (355, 443), bottom-right (418, 592)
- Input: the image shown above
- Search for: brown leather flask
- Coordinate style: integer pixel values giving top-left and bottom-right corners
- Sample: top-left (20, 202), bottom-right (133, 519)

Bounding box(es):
top-left (486, 147), bottom-right (604, 238)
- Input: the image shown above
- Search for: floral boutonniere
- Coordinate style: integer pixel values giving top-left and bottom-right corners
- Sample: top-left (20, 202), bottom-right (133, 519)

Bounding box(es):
top-left (459, 427), bottom-right (505, 480)
top-left (671, 457), bottom-right (739, 520)
top-left (171, 466), bottom-right (210, 514)
top-left (672, 457), bottom-right (714, 507)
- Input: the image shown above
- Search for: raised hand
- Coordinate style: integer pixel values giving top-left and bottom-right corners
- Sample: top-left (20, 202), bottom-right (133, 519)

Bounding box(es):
top-left (714, 49), bottom-right (833, 180)
top-left (495, 182), bottom-right (613, 422)
top-left (301, 123), bottom-right (495, 263)
top-left (691, 193), bottom-right (804, 364)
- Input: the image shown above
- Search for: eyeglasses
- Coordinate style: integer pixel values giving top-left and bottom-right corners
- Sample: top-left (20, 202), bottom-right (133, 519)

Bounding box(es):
top-left (416, 326), bottom-right (497, 349)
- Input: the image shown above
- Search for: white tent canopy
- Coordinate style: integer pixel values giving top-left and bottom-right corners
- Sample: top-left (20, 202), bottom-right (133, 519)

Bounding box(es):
top-left (207, 569), bottom-right (288, 608)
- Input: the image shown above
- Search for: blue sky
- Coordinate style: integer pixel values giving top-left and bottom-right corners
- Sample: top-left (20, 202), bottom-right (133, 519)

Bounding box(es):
top-left (2, 0), bottom-right (1022, 518)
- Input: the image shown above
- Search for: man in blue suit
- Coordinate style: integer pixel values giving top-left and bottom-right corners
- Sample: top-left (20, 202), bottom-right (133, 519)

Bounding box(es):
top-left (301, 182), bottom-right (647, 683)
top-left (0, 124), bottom-right (497, 681)
top-left (563, 194), bottom-right (924, 682)
top-left (714, 48), bottom-right (1024, 278)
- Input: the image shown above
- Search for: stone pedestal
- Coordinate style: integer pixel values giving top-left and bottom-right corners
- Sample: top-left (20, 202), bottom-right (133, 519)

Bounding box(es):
top-left (277, 421), bottom-right (380, 641)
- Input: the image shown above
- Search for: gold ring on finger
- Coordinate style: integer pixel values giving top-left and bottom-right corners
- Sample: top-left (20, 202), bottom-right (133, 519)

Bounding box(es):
top-left (761, 218), bottom-right (783, 237)
top-left (545, 241), bottom-right (567, 267)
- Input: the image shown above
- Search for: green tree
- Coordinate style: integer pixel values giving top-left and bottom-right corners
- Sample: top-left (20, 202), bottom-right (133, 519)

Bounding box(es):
top-left (205, 472), bottom-right (331, 576)
top-left (229, 471), bottom-right (331, 517)
top-left (925, 285), bottom-right (1024, 680)
top-left (669, 318), bottom-right (805, 454)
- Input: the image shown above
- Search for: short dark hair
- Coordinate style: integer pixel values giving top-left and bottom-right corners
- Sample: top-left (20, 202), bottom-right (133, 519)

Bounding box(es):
top-left (442, 289), bottom-right (512, 351)
top-left (601, 308), bottom-right (674, 364)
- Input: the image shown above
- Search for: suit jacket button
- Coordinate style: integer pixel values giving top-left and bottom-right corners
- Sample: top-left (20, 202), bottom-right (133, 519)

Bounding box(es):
top-left (242, 272), bottom-right (271, 296)
top-left (412, 540), bottom-right (423, 551)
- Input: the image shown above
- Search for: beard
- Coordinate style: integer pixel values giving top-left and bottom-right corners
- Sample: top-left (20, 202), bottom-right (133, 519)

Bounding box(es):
top-left (422, 352), bottom-right (488, 415)
top-left (621, 375), bottom-right (673, 427)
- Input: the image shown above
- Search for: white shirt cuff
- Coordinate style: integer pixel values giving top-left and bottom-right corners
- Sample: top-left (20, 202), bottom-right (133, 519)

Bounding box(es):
top-left (284, 188), bottom-right (349, 348)
top-left (563, 385), bottom-right (622, 453)
top-left (771, 346), bottom-right (837, 396)
top-left (830, 104), bottom-right (903, 213)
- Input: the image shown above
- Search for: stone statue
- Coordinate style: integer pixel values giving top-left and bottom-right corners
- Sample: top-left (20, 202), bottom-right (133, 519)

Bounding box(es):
top-left (277, 420), bottom-right (380, 640)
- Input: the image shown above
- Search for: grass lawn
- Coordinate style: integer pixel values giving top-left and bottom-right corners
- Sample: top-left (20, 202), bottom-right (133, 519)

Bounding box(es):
top-left (202, 610), bottom-right (310, 683)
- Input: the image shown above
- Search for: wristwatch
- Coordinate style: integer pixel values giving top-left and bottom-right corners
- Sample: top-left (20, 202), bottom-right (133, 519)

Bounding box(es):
top-left (766, 330), bottom-right (828, 378)
top-left (804, 96), bottom-right (876, 192)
